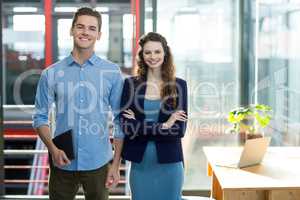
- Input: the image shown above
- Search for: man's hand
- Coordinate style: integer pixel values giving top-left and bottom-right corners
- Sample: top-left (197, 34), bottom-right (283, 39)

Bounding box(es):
top-left (36, 126), bottom-right (71, 168)
top-left (105, 163), bottom-right (120, 189)
top-left (51, 147), bottom-right (71, 167)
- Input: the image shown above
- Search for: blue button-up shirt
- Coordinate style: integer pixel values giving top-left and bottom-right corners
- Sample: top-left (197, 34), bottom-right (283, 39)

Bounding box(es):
top-left (33, 53), bottom-right (124, 171)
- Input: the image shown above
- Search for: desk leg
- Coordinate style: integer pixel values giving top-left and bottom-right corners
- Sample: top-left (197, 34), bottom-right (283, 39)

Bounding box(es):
top-left (212, 172), bottom-right (223, 200)
top-left (267, 190), bottom-right (300, 200)
top-left (207, 163), bottom-right (213, 177)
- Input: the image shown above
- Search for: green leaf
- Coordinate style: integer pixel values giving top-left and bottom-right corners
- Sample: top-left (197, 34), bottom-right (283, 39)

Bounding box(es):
top-left (228, 104), bottom-right (272, 133)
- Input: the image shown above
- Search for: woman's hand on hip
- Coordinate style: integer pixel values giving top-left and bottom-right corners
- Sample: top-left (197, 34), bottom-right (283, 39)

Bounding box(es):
top-left (122, 109), bottom-right (136, 120)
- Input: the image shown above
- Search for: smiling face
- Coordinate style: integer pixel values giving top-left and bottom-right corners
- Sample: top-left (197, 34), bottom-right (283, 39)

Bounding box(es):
top-left (142, 41), bottom-right (165, 70)
top-left (70, 15), bottom-right (101, 51)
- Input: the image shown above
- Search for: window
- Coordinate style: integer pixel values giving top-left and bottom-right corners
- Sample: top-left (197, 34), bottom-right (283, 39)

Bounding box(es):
top-left (123, 14), bottom-right (134, 68)
top-left (256, 0), bottom-right (300, 146)
top-left (156, 0), bottom-right (240, 190)
top-left (3, 14), bottom-right (45, 105)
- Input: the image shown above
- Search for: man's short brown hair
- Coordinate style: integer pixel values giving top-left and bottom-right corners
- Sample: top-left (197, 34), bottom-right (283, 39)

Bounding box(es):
top-left (72, 7), bottom-right (102, 32)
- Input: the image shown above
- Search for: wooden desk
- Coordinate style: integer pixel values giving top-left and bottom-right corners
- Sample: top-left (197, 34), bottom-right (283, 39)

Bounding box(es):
top-left (203, 147), bottom-right (300, 200)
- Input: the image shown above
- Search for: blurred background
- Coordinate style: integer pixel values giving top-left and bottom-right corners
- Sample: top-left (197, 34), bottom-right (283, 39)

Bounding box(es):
top-left (1, 0), bottom-right (300, 199)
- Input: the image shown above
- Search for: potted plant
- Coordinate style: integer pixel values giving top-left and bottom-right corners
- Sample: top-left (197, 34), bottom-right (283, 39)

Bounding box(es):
top-left (227, 104), bottom-right (272, 142)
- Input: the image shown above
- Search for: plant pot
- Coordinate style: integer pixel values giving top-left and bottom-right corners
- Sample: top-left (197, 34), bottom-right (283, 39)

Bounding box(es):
top-left (247, 133), bottom-right (263, 140)
top-left (239, 132), bottom-right (263, 144)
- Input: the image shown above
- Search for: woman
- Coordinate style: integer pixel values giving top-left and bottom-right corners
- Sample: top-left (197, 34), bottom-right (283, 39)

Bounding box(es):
top-left (120, 32), bottom-right (188, 200)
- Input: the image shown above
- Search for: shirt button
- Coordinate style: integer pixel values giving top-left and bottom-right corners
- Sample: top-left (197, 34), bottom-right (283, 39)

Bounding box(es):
top-left (80, 99), bottom-right (84, 102)
top-left (80, 68), bottom-right (84, 71)
top-left (80, 83), bottom-right (84, 86)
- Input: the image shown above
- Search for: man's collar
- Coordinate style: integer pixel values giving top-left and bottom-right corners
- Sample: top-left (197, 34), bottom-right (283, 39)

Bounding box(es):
top-left (66, 52), bottom-right (97, 66)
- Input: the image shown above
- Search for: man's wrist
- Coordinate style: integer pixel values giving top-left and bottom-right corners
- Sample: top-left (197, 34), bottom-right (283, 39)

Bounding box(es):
top-left (111, 158), bottom-right (121, 167)
top-left (48, 143), bottom-right (58, 155)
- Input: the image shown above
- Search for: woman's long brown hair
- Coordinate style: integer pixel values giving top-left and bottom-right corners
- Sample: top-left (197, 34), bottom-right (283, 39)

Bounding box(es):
top-left (135, 32), bottom-right (177, 107)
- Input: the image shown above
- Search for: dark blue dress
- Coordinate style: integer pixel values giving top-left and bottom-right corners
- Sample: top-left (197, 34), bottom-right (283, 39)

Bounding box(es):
top-left (129, 99), bottom-right (184, 200)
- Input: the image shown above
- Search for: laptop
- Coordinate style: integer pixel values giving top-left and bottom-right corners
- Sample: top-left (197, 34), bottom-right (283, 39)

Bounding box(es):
top-left (215, 137), bottom-right (271, 168)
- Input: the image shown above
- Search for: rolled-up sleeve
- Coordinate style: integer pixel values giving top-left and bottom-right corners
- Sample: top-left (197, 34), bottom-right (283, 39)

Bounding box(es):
top-left (109, 67), bottom-right (125, 139)
top-left (32, 70), bottom-right (55, 128)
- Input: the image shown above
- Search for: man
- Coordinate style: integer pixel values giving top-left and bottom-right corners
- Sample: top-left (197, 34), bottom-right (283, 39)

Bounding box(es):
top-left (33, 7), bottom-right (124, 200)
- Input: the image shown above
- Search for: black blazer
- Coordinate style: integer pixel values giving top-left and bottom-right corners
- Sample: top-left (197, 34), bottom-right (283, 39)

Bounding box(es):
top-left (120, 76), bottom-right (188, 163)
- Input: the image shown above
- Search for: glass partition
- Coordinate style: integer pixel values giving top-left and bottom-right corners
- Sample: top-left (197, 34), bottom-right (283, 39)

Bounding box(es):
top-left (256, 0), bottom-right (300, 146)
top-left (144, 0), bottom-right (154, 33)
top-left (156, 0), bottom-right (240, 190)
top-left (123, 13), bottom-right (134, 69)
top-left (3, 12), bottom-right (45, 105)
